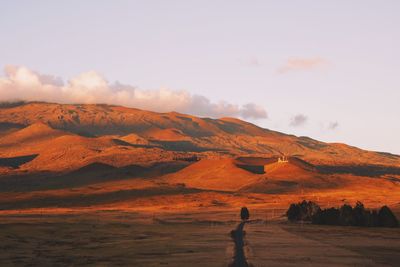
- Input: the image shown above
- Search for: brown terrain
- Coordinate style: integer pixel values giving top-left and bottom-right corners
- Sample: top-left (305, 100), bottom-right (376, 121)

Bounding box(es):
top-left (0, 101), bottom-right (399, 266)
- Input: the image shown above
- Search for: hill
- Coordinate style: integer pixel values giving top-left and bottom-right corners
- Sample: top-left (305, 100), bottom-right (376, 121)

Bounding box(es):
top-left (0, 101), bottom-right (399, 214)
top-left (162, 158), bottom-right (265, 191)
top-left (0, 102), bottom-right (399, 168)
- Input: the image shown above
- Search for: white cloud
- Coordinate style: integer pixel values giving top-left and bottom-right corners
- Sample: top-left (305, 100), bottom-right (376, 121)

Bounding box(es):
top-left (240, 103), bottom-right (268, 119)
top-left (277, 57), bottom-right (329, 74)
top-left (0, 65), bottom-right (268, 119)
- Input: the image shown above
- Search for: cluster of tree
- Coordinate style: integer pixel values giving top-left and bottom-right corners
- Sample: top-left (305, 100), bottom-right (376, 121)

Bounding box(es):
top-left (286, 200), bottom-right (321, 222)
top-left (286, 200), bottom-right (399, 228)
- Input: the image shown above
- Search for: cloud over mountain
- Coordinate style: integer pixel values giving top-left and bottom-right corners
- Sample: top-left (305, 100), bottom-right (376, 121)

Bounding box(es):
top-left (328, 121), bottom-right (339, 130)
top-left (290, 114), bottom-right (308, 127)
top-left (0, 65), bottom-right (267, 119)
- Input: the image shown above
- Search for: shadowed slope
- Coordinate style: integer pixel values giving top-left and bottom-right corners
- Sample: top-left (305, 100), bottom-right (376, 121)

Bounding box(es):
top-left (0, 122), bottom-right (70, 147)
top-left (0, 154), bottom-right (38, 168)
top-left (0, 161), bottom-right (191, 193)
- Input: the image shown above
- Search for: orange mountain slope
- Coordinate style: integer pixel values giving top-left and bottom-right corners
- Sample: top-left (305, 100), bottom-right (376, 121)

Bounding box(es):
top-left (162, 158), bottom-right (266, 191)
top-left (0, 122), bottom-right (70, 147)
top-left (0, 101), bottom-right (399, 215)
top-left (1, 101), bottom-right (399, 168)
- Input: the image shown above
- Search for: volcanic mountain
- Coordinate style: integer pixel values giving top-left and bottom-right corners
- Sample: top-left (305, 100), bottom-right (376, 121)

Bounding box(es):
top-left (0, 101), bottom-right (399, 214)
top-left (1, 101), bottom-right (400, 169)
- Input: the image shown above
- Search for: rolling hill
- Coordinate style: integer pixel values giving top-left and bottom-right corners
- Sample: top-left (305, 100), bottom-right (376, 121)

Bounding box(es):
top-left (1, 101), bottom-right (399, 168)
top-left (0, 101), bottom-right (399, 214)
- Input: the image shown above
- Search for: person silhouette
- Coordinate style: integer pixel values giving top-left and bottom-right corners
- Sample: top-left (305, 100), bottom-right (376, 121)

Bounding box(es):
top-left (241, 207), bottom-right (250, 221)
top-left (229, 207), bottom-right (253, 267)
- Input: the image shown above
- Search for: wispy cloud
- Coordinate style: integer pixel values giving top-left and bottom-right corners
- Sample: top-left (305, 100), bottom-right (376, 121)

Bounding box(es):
top-left (0, 65), bottom-right (268, 119)
top-left (277, 57), bottom-right (329, 74)
top-left (327, 121), bottom-right (339, 130)
top-left (290, 114), bottom-right (308, 127)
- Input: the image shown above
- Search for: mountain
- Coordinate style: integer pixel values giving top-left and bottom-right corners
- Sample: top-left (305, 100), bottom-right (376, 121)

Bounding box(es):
top-left (0, 101), bottom-right (399, 214)
top-left (1, 101), bottom-right (399, 172)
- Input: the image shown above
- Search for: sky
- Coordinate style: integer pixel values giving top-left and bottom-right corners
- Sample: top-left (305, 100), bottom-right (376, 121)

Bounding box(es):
top-left (0, 1), bottom-right (399, 154)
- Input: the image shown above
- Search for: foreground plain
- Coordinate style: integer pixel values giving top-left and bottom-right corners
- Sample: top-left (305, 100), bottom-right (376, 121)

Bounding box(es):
top-left (0, 211), bottom-right (399, 267)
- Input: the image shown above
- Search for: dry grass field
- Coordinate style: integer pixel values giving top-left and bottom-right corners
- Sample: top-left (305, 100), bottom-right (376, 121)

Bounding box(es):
top-left (0, 210), bottom-right (399, 267)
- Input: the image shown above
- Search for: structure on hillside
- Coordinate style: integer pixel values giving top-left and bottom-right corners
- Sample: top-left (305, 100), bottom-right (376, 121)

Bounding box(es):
top-left (277, 155), bottom-right (289, 163)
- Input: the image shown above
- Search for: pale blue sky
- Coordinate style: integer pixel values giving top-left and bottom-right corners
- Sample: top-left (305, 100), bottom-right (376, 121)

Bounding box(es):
top-left (1, 1), bottom-right (399, 153)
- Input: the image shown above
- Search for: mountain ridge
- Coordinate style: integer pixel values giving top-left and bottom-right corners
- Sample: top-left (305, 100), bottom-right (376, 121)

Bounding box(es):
top-left (0, 101), bottom-right (399, 171)
top-left (0, 101), bottom-right (399, 215)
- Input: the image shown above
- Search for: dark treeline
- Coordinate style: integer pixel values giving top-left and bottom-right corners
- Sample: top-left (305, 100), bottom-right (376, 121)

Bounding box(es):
top-left (287, 200), bottom-right (399, 228)
top-left (0, 100), bottom-right (27, 108)
top-left (172, 155), bottom-right (200, 162)
top-left (316, 165), bottom-right (400, 177)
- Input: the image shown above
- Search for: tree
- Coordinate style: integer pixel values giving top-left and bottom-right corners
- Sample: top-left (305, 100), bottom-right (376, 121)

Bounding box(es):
top-left (378, 206), bottom-right (399, 228)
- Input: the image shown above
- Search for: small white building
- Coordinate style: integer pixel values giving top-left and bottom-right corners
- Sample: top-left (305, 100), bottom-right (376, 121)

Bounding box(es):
top-left (277, 156), bottom-right (289, 163)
